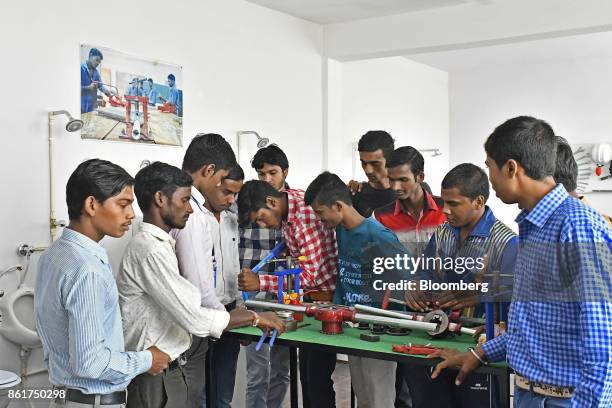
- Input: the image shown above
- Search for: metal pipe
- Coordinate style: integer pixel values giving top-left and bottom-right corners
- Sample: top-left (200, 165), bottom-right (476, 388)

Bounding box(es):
top-left (245, 300), bottom-right (306, 313)
top-left (48, 112), bottom-right (56, 242)
top-left (354, 304), bottom-right (418, 320)
top-left (354, 313), bottom-right (437, 331)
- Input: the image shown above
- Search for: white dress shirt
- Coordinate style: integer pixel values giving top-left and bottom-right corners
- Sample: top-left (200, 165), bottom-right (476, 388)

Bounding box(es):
top-left (171, 186), bottom-right (241, 309)
top-left (117, 222), bottom-right (230, 360)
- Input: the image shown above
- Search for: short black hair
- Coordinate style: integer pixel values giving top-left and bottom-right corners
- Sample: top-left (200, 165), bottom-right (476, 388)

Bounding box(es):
top-left (304, 172), bottom-right (352, 207)
top-left (442, 163), bottom-right (490, 201)
top-left (358, 131), bottom-right (395, 160)
top-left (224, 164), bottom-right (245, 182)
top-left (484, 116), bottom-right (557, 180)
top-left (182, 133), bottom-right (237, 174)
top-left (554, 136), bottom-right (577, 193)
top-left (147, 78), bottom-right (153, 84)
top-left (251, 145), bottom-right (289, 171)
top-left (386, 146), bottom-right (424, 176)
top-left (237, 180), bottom-right (282, 224)
top-left (168, 74), bottom-right (176, 82)
top-left (134, 162), bottom-right (192, 213)
top-left (89, 48), bottom-right (103, 59)
top-left (66, 159), bottom-right (134, 220)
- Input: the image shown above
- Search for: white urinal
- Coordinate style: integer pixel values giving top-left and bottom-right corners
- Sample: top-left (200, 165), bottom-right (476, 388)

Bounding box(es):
top-left (0, 287), bottom-right (41, 348)
top-left (0, 370), bottom-right (20, 408)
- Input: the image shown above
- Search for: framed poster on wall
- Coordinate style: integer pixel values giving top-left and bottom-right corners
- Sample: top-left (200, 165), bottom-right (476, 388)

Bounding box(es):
top-left (80, 44), bottom-right (183, 146)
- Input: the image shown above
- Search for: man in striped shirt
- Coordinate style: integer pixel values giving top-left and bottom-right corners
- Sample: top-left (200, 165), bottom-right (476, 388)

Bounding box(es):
top-left (430, 116), bottom-right (612, 407)
top-left (237, 180), bottom-right (338, 408)
top-left (36, 159), bottom-right (170, 408)
top-left (406, 163), bottom-right (517, 408)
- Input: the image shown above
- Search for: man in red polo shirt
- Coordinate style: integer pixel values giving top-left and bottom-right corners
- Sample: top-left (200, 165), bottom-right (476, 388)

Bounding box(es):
top-left (373, 146), bottom-right (446, 407)
top-left (374, 146), bottom-right (446, 256)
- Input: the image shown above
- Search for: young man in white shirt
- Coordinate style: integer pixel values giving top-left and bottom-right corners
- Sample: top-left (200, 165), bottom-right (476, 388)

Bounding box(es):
top-left (119, 162), bottom-right (284, 408)
top-left (171, 134), bottom-right (245, 408)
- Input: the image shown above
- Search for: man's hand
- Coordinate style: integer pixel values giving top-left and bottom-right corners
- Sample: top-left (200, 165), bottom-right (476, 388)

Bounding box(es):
top-left (238, 268), bottom-right (260, 291)
top-left (257, 311), bottom-right (286, 334)
top-left (347, 180), bottom-right (364, 195)
top-left (405, 284), bottom-right (431, 312)
top-left (86, 83), bottom-right (98, 92)
top-left (434, 290), bottom-right (480, 310)
top-left (146, 346), bottom-right (171, 376)
top-left (427, 348), bottom-right (482, 385)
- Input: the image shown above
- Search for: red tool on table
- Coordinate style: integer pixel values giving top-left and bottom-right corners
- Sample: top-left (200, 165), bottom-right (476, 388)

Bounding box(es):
top-left (392, 343), bottom-right (442, 356)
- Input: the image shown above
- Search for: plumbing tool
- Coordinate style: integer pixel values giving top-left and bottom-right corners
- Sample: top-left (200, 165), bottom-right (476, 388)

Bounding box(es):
top-left (242, 242), bottom-right (286, 301)
top-left (244, 300), bottom-right (471, 338)
top-left (392, 343), bottom-right (442, 356)
top-left (354, 304), bottom-right (476, 337)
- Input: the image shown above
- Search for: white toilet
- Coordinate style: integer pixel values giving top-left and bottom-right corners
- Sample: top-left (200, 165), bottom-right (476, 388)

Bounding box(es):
top-left (0, 370), bottom-right (21, 408)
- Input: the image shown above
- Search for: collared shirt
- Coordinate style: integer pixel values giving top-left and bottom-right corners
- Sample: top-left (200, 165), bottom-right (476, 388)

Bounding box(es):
top-left (481, 184), bottom-right (612, 407)
top-left (80, 62), bottom-right (104, 113)
top-left (374, 187), bottom-right (446, 255)
top-left (422, 206), bottom-right (518, 301)
top-left (35, 228), bottom-right (152, 394)
top-left (118, 222), bottom-right (230, 360)
top-left (259, 189), bottom-right (338, 293)
top-left (171, 186), bottom-right (241, 308)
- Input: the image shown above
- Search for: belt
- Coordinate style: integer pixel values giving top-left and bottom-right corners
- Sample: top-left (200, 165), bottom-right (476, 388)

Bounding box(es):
top-left (167, 353), bottom-right (187, 371)
top-left (515, 374), bottom-right (573, 399)
top-left (55, 388), bottom-right (126, 405)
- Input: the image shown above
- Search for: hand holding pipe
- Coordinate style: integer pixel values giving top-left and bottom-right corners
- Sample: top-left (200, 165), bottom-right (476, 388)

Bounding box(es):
top-left (242, 242), bottom-right (287, 301)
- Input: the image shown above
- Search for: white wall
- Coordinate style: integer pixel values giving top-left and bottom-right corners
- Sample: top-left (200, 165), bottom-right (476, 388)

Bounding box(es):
top-left (0, 0), bottom-right (323, 403)
top-left (327, 57), bottom-right (450, 192)
top-left (448, 55), bottom-right (612, 229)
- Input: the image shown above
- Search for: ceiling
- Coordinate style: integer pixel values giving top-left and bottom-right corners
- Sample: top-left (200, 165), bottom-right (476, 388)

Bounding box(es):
top-left (245, 0), bottom-right (483, 24)
top-left (408, 31), bottom-right (612, 72)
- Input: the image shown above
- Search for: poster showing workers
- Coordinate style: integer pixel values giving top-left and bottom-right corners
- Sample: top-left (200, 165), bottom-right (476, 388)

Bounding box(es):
top-left (80, 44), bottom-right (183, 146)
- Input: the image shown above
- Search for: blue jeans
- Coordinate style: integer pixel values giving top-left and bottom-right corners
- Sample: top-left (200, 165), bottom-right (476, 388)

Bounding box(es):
top-left (245, 342), bottom-right (290, 408)
top-left (515, 388), bottom-right (571, 408)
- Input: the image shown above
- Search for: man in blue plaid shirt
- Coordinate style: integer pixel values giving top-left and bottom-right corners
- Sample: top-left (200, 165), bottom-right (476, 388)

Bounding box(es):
top-left (430, 116), bottom-right (612, 407)
top-left (239, 145), bottom-right (291, 408)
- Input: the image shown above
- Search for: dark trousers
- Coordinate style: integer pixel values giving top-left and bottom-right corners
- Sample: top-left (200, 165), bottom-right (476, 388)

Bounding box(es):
top-left (298, 348), bottom-right (337, 408)
top-left (183, 336), bottom-right (209, 408)
top-left (395, 364), bottom-right (412, 408)
top-left (203, 334), bottom-right (241, 408)
top-left (127, 364), bottom-right (190, 408)
top-left (401, 364), bottom-right (498, 408)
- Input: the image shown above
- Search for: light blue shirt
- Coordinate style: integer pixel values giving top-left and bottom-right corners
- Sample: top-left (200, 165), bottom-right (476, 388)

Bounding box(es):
top-left (148, 88), bottom-right (158, 106)
top-left (35, 228), bottom-right (152, 394)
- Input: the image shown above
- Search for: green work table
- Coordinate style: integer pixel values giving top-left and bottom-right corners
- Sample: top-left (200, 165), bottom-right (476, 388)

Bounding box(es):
top-left (226, 316), bottom-right (510, 408)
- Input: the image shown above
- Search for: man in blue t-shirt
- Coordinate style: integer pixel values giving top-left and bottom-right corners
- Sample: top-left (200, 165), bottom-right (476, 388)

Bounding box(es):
top-left (80, 47), bottom-right (115, 113)
top-left (305, 171), bottom-right (412, 408)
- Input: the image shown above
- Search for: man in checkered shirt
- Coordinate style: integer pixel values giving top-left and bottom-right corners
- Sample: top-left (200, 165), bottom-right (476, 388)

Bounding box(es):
top-left (239, 145), bottom-right (291, 408)
top-left (237, 180), bottom-right (338, 408)
top-left (429, 116), bottom-right (612, 408)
